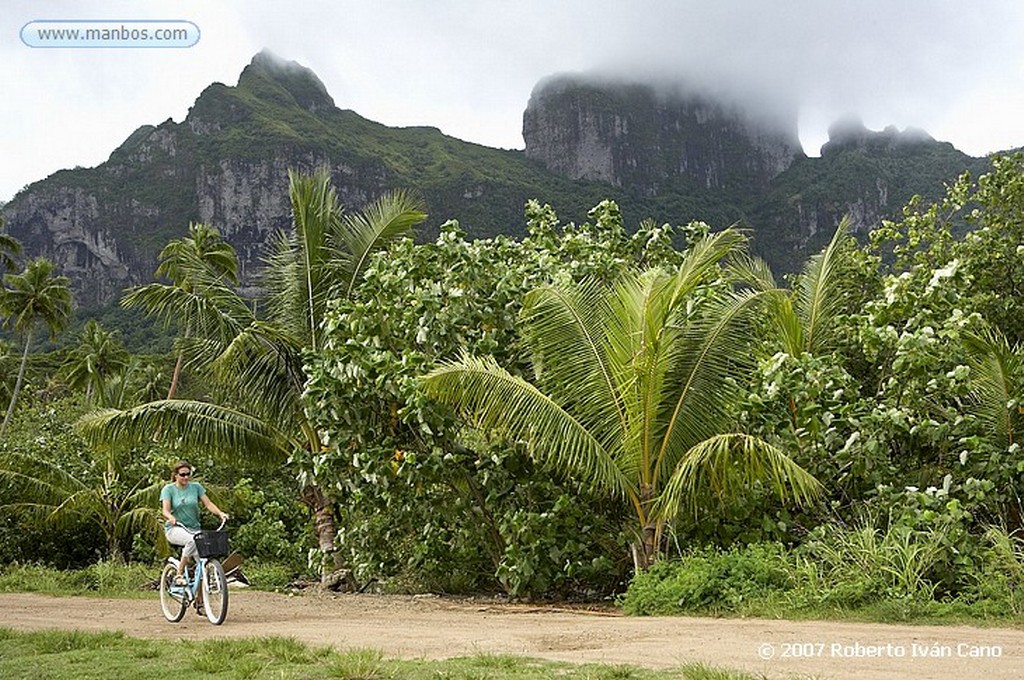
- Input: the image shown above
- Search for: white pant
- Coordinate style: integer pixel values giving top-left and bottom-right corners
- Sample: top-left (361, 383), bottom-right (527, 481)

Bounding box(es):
top-left (165, 525), bottom-right (198, 560)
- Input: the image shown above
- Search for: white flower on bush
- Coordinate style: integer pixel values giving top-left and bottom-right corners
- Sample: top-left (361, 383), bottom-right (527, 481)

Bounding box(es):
top-left (927, 259), bottom-right (959, 292)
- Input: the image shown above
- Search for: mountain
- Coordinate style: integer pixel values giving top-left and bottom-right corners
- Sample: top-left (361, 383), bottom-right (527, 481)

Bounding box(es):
top-left (524, 75), bottom-right (804, 193)
top-left (3, 51), bottom-right (634, 306)
top-left (2, 52), bottom-right (997, 308)
top-left (751, 117), bottom-right (990, 262)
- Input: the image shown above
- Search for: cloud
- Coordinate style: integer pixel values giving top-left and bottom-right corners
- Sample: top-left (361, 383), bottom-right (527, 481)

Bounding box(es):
top-left (2, 0), bottom-right (1022, 201)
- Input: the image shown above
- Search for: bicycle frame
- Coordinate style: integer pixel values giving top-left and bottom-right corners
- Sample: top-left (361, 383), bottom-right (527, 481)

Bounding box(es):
top-left (160, 518), bottom-right (229, 624)
top-left (166, 554), bottom-right (206, 603)
top-left (167, 517), bottom-right (225, 603)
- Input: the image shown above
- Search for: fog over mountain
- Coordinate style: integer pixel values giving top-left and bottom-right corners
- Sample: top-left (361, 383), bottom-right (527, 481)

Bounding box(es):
top-left (2, 0), bottom-right (1022, 201)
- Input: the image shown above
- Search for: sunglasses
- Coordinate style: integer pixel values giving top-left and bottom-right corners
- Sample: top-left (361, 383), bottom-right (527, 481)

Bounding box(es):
top-left (177, 471), bottom-right (191, 477)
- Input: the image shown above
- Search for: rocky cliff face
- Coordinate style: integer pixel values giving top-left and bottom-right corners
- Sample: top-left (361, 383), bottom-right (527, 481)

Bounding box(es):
top-left (751, 118), bottom-right (985, 267)
top-left (1, 51), bottom-right (502, 307)
top-left (3, 186), bottom-right (132, 306)
top-left (193, 154), bottom-right (387, 283)
top-left (523, 76), bottom-right (804, 195)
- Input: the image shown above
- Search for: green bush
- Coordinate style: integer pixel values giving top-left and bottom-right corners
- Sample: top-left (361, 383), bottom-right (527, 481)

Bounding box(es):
top-left (622, 524), bottom-right (1024, 621)
top-left (226, 477), bottom-right (313, 575)
top-left (621, 544), bottom-right (793, 616)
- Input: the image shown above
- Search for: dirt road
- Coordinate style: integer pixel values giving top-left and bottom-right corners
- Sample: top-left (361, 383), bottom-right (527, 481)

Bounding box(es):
top-left (2, 591), bottom-right (1023, 679)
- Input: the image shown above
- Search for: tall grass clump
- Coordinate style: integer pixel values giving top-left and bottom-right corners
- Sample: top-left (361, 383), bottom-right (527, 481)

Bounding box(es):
top-left (0, 560), bottom-right (153, 596)
top-left (792, 521), bottom-right (950, 607)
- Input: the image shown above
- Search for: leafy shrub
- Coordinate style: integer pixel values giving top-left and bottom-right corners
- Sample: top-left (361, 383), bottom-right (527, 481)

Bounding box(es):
top-left (621, 544), bottom-right (793, 616)
top-left (223, 477), bottom-right (315, 576)
top-left (622, 521), bottom-right (1024, 620)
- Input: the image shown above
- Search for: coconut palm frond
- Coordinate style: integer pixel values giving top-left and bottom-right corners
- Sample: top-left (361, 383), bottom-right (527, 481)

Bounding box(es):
top-left (422, 355), bottom-right (633, 497)
top-left (770, 294), bottom-right (805, 358)
top-left (281, 169), bottom-right (342, 351)
top-left (0, 453), bottom-right (86, 502)
top-left (726, 253), bottom-right (778, 292)
top-left (0, 229), bottom-right (22, 272)
top-left (155, 222), bottom-right (239, 286)
top-left (289, 168), bottom-right (340, 274)
top-left (260, 229), bottom-right (306, 333)
top-left (1, 257), bottom-right (73, 336)
top-left (667, 229), bottom-right (748, 307)
top-left (0, 501), bottom-right (63, 524)
top-left (796, 216), bottom-right (853, 354)
top-left (210, 321), bottom-right (306, 426)
top-left (77, 400), bottom-right (291, 465)
top-left (963, 325), bottom-right (1023, 448)
top-left (338, 189), bottom-right (428, 299)
top-left (603, 270), bottom-right (677, 480)
top-left (122, 279), bottom-right (251, 342)
top-left (521, 279), bottom-right (627, 450)
top-left (654, 433), bottom-right (823, 520)
top-left (655, 288), bottom-right (772, 484)
top-left (0, 468), bottom-right (66, 513)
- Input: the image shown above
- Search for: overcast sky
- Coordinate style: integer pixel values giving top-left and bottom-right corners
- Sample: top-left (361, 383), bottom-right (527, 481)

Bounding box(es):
top-left (3, 0), bottom-right (1023, 202)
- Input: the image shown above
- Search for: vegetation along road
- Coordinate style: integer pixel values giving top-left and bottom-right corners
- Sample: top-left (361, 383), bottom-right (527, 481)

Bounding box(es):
top-left (2, 591), bottom-right (1023, 679)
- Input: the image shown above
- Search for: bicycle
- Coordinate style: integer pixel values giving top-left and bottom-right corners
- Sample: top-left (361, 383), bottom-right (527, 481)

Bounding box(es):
top-left (158, 519), bottom-right (229, 625)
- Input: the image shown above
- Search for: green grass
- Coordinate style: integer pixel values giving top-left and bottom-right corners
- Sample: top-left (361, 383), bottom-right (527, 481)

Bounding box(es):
top-left (0, 560), bottom-right (307, 598)
top-left (0, 562), bottom-right (156, 597)
top-left (0, 628), bottom-right (760, 680)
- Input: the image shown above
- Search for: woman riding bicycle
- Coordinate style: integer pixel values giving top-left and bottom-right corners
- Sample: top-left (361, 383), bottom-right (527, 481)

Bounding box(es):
top-left (160, 460), bottom-right (228, 585)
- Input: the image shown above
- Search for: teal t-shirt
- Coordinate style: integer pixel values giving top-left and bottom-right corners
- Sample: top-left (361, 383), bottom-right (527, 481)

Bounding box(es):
top-left (160, 482), bottom-right (206, 530)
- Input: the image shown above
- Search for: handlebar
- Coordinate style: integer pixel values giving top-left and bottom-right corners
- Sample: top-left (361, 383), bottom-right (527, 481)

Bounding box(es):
top-left (176, 518), bottom-right (228, 534)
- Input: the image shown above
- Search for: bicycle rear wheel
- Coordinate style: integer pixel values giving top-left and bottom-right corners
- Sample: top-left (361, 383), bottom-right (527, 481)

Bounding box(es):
top-left (159, 563), bottom-right (187, 622)
top-left (202, 558), bottom-right (228, 625)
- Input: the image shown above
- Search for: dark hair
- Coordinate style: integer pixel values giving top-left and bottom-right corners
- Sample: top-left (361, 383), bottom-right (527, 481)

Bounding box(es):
top-left (170, 460), bottom-right (192, 481)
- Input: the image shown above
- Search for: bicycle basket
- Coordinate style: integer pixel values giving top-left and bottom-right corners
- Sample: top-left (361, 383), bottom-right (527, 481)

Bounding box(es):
top-left (194, 530), bottom-right (229, 558)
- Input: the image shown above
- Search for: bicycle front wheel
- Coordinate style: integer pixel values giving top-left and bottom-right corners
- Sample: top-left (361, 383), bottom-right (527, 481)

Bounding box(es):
top-left (159, 563), bottom-right (187, 623)
top-left (202, 558), bottom-right (228, 625)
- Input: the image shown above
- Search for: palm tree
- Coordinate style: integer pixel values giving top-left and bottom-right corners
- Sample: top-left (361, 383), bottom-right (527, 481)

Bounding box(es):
top-left (422, 231), bottom-right (822, 570)
top-left (126, 222), bottom-right (239, 399)
top-left (738, 216), bottom-right (856, 358)
top-left (79, 167), bottom-right (427, 582)
top-left (0, 444), bottom-right (164, 564)
top-left (63, 320), bottom-right (131, 405)
top-left (1, 257), bottom-right (73, 436)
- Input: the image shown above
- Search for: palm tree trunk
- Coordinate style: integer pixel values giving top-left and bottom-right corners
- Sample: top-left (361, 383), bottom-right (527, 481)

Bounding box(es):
top-left (632, 520), bottom-right (660, 572)
top-left (301, 484), bottom-right (344, 580)
top-left (166, 351), bottom-right (184, 399)
top-left (631, 485), bottom-right (661, 572)
top-left (108, 533), bottom-right (125, 565)
top-left (166, 326), bottom-right (193, 400)
top-left (1, 330), bottom-right (32, 437)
